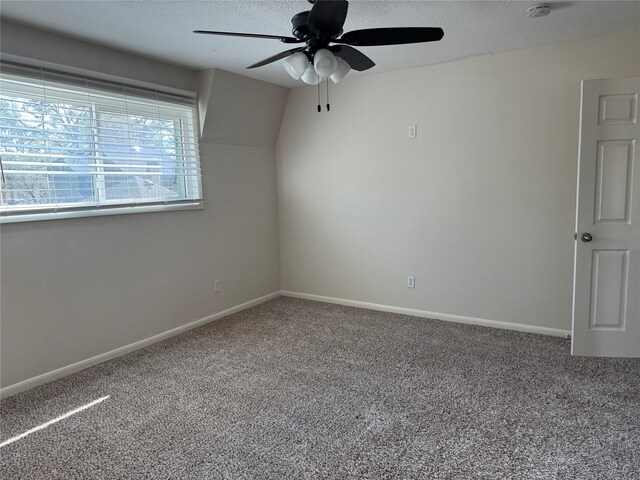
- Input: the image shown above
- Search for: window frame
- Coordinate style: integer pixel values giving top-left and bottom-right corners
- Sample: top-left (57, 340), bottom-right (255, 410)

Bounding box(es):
top-left (0, 67), bottom-right (203, 224)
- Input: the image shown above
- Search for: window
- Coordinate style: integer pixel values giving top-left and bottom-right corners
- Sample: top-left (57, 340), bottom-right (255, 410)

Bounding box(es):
top-left (0, 63), bottom-right (202, 222)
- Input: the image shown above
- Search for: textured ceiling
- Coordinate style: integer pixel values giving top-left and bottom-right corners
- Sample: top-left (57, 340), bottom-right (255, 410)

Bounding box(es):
top-left (1, 1), bottom-right (639, 87)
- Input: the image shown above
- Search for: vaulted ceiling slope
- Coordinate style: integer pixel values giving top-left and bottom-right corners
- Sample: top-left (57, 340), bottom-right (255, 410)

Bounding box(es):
top-left (1, 1), bottom-right (639, 87)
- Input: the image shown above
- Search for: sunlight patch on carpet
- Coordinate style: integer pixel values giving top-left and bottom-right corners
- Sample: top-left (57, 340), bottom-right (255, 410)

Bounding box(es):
top-left (0, 395), bottom-right (110, 448)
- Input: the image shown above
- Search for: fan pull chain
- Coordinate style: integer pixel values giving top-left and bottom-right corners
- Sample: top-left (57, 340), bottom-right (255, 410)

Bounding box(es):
top-left (326, 78), bottom-right (330, 112)
top-left (317, 81), bottom-right (321, 112)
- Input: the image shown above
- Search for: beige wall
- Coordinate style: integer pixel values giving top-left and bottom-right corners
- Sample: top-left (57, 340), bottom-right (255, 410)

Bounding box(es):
top-left (0, 21), bottom-right (195, 94)
top-left (2, 21), bottom-right (639, 388)
top-left (277, 27), bottom-right (640, 331)
top-left (0, 26), bottom-right (286, 388)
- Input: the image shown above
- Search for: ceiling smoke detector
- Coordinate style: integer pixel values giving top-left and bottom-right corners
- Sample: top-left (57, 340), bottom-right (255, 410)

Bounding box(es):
top-left (527, 4), bottom-right (551, 18)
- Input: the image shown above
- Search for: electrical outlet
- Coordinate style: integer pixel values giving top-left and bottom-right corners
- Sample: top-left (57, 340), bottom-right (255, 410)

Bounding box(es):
top-left (407, 276), bottom-right (415, 288)
top-left (409, 125), bottom-right (417, 139)
top-left (214, 279), bottom-right (221, 293)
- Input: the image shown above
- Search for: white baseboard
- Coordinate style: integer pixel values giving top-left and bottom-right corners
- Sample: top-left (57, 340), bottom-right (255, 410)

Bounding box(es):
top-left (2, 290), bottom-right (570, 399)
top-left (0, 291), bottom-right (281, 399)
top-left (281, 290), bottom-right (571, 338)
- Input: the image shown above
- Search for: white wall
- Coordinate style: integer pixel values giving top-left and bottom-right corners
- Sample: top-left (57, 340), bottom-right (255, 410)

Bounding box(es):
top-left (277, 27), bottom-right (640, 332)
top-left (0, 24), bottom-right (286, 388)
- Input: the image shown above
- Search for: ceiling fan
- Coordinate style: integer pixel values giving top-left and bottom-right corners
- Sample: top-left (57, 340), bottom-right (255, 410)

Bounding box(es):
top-left (194, 0), bottom-right (444, 85)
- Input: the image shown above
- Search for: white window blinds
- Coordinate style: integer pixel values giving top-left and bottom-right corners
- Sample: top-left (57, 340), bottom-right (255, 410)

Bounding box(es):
top-left (0, 62), bottom-right (202, 221)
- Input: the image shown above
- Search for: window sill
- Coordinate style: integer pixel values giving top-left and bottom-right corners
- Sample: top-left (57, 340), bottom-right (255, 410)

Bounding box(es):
top-left (0, 201), bottom-right (204, 224)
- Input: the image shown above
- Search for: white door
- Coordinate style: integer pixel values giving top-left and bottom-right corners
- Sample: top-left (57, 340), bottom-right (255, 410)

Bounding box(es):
top-left (572, 77), bottom-right (640, 357)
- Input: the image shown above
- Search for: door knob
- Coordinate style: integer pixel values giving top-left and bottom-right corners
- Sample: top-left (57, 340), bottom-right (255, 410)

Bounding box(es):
top-left (580, 233), bottom-right (593, 242)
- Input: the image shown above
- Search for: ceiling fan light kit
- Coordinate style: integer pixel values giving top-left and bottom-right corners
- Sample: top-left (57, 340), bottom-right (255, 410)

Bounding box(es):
top-left (301, 63), bottom-right (320, 85)
top-left (313, 48), bottom-right (338, 77)
top-left (195, 0), bottom-right (444, 110)
top-left (283, 51), bottom-right (310, 80)
top-left (330, 57), bottom-right (351, 84)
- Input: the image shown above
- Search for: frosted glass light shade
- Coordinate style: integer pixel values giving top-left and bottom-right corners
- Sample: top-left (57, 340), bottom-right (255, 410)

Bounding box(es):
top-left (330, 57), bottom-right (350, 83)
top-left (301, 64), bottom-right (320, 85)
top-left (284, 52), bottom-right (309, 80)
top-left (313, 49), bottom-right (338, 77)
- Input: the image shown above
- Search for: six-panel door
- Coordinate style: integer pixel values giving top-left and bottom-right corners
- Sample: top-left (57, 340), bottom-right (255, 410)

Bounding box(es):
top-left (572, 77), bottom-right (640, 357)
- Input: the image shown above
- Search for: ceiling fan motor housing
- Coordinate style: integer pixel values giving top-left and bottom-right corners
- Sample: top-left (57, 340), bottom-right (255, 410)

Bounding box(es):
top-left (292, 11), bottom-right (313, 41)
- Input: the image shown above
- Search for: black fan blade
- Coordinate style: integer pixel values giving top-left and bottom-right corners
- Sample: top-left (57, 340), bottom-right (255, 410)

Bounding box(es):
top-left (335, 27), bottom-right (444, 46)
top-left (194, 30), bottom-right (302, 44)
top-left (307, 0), bottom-right (349, 38)
top-left (247, 47), bottom-right (306, 69)
top-left (330, 45), bottom-right (375, 71)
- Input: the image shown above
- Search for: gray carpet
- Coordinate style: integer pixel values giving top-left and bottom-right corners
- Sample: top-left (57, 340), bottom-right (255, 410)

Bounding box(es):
top-left (1, 297), bottom-right (639, 479)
